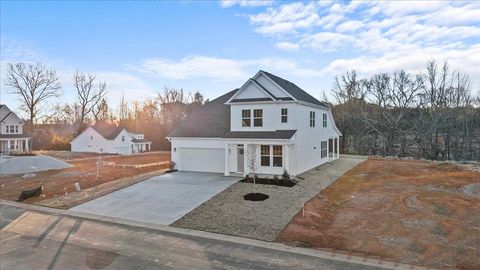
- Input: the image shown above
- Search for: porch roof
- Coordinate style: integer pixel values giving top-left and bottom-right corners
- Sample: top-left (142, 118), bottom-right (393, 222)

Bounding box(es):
top-left (132, 138), bottom-right (151, 143)
top-left (0, 134), bottom-right (30, 139)
top-left (222, 130), bottom-right (296, 139)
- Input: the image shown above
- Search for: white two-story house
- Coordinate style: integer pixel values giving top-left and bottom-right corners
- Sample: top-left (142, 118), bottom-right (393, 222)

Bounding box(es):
top-left (0, 104), bottom-right (31, 154)
top-left (71, 125), bottom-right (152, 155)
top-left (167, 71), bottom-right (341, 177)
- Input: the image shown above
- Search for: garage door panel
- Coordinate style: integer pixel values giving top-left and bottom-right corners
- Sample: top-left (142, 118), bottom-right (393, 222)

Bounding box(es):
top-left (179, 148), bottom-right (224, 173)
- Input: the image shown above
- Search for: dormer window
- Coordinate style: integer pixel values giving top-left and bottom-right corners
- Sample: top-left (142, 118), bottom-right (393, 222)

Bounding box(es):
top-left (242, 110), bottom-right (251, 127)
top-left (253, 109), bottom-right (263, 127)
top-left (310, 111), bottom-right (315, 127)
top-left (281, 108), bottom-right (288, 123)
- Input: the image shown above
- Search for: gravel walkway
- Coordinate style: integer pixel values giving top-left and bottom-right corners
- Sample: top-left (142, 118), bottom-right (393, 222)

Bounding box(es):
top-left (172, 155), bottom-right (367, 241)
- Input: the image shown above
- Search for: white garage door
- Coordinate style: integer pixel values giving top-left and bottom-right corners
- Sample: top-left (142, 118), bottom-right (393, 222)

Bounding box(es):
top-left (179, 148), bottom-right (224, 173)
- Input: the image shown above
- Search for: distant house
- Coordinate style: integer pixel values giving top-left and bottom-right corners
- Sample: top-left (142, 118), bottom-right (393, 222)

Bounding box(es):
top-left (71, 125), bottom-right (152, 154)
top-left (167, 70), bottom-right (341, 177)
top-left (0, 104), bottom-right (31, 154)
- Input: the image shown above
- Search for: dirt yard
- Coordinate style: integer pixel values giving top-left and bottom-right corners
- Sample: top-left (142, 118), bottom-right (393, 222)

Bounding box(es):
top-left (0, 152), bottom-right (170, 208)
top-left (277, 158), bottom-right (480, 270)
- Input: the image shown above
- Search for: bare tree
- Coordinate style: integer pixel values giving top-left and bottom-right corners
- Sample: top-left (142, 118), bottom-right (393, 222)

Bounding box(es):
top-left (5, 63), bottom-right (61, 147)
top-left (73, 70), bottom-right (107, 133)
top-left (246, 144), bottom-right (258, 193)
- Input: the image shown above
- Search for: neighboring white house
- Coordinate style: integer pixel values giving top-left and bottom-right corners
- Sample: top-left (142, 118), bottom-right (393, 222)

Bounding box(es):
top-left (167, 70), bottom-right (341, 177)
top-left (71, 125), bottom-right (152, 155)
top-left (0, 104), bottom-right (31, 154)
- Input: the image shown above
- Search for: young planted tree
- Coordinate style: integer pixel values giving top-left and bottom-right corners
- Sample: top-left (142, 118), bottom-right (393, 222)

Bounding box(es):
top-left (73, 70), bottom-right (107, 133)
top-left (246, 144), bottom-right (258, 193)
top-left (5, 63), bottom-right (61, 149)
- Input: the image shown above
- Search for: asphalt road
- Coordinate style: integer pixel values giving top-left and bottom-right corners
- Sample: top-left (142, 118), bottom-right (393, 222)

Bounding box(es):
top-left (0, 202), bottom-right (411, 270)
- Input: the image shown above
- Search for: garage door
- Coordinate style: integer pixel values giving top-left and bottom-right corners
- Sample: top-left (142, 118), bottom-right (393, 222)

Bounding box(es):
top-left (179, 148), bottom-right (224, 173)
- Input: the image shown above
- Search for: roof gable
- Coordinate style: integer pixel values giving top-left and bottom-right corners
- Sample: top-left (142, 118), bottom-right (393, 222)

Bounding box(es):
top-left (92, 125), bottom-right (127, 140)
top-left (259, 71), bottom-right (329, 108)
top-left (226, 79), bottom-right (275, 104)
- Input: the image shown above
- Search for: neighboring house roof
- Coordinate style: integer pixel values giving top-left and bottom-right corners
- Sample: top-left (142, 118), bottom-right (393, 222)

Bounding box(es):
top-left (167, 89), bottom-right (238, 138)
top-left (260, 71), bottom-right (329, 107)
top-left (222, 130), bottom-right (297, 139)
top-left (0, 112), bottom-right (12, 123)
top-left (132, 138), bottom-right (151, 143)
top-left (91, 125), bottom-right (128, 140)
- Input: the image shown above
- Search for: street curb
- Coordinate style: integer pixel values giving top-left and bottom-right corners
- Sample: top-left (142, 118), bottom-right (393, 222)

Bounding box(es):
top-left (1, 199), bottom-right (433, 270)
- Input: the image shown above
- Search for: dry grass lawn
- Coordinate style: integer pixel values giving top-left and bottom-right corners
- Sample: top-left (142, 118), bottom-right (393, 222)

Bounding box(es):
top-left (277, 158), bottom-right (480, 270)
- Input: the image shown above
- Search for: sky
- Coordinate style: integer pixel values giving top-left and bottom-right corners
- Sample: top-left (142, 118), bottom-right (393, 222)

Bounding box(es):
top-left (1, 0), bottom-right (479, 116)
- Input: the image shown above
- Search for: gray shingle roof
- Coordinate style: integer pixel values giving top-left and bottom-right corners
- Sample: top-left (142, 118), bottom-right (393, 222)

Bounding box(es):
top-left (167, 89), bottom-right (238, 138)
top-left (222, 130), bottom-right (296, 139)
top-left (92, 125), bottom-right (126, 140)
top-left (261, 71), bottom-right (329, 107)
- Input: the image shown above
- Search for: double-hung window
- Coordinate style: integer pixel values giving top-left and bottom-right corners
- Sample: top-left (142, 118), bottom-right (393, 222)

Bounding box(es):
top-left (15, 125), bottom-right (18, 133)
top-left (253, 109), bottom-right (263, 127)
top-left (261, 145), bottom-right (270, 166)
top-left (242, 109), bottom-right (251, 127)
top-left (281, 108), bottom-right (288, 123)
top-left (321, 141), bottom-right (328, 158)
top-left (273, 145), bottom-right (283, 167)
top-left (310, 111), bottom-right (315, 127)
top-left (323, 113), bottom-right (327, 127)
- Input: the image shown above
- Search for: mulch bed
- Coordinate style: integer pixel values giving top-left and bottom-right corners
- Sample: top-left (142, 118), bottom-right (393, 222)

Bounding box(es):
top-left (240, 177), bottom-right (297, 187)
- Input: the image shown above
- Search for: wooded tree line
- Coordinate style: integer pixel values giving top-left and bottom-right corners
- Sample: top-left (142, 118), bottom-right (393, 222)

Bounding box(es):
top-left (5, 61), bottom-right (479, 160)
top-left (330, 61), bottom-right (480, 161)
top-left (5, 62), bottom-right (206, 150)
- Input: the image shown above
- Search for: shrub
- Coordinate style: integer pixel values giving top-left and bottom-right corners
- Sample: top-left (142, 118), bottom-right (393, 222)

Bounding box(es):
top-left (282, 168), bottom-right (291, 180)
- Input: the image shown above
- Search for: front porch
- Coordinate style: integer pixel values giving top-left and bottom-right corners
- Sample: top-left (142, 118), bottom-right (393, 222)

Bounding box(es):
top-left (224, 141), bottom-right (293, 177)
top-left (0, 138), bottom-right (30, 154)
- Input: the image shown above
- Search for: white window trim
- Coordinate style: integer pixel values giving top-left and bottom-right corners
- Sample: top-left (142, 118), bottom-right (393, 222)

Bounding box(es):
top-left (281, 108), bottom-right (288, 123)
top-left (253, 109), bottom-right (263, 127)
top-left (310, 111), bottom-right (315, 127)
top-left (242, 109), bottom-right (251, 127)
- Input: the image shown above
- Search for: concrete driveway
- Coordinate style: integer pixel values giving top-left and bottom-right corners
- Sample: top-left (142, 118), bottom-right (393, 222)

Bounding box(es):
top-left (70, 172), bottom-right (240, 225)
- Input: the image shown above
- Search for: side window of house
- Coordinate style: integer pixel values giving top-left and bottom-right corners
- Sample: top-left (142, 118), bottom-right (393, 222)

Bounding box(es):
top-left (323, 113), bottom-right (327, 127)
top-left (273, 145), bottom-right (283, 167)
top-left (310, 111), bottom-right (315, 127)
top-left (281, 108), bottom-right (288, 123)
top-left (253, 109), bottom-right (263, 127)
top-left (321, 141), bottom-right (328, 158)
top-left (122, 136), bottom-right (125, 142)
top-left (260, 145), bottom-right (270, 166)
top-left (15, 125), bottom-right (18, 133)
top-left (242, 109), bottom-right (251, 127)
top-left (5, 125), bottom-right (8, 134)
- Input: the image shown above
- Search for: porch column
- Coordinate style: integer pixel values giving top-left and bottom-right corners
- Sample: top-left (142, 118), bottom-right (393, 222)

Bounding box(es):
top-left (285, 144), bottom-right (290, 174)
top-left (25, 139), bottom-right (28, 152)
top-left (243, 143), bottom-right (247, 177)
top-left (336, 137), bottom-right (340, 159)
top-left (224, 142), bottom-right (229, 176)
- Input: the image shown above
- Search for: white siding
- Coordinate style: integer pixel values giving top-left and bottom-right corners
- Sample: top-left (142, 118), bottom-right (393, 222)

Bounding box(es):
top-left (293, 104), bottom-right (338, 174)
top-left (71, 128), bottom-right (112, 153)
top-left (230, 103), bottom-right (297, 132)
top-left (234, 81), bottom-right (271, 99)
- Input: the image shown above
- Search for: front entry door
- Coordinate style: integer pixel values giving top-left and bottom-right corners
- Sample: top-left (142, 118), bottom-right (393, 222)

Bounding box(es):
top-left (237, 145), bottom-right (244, 172)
